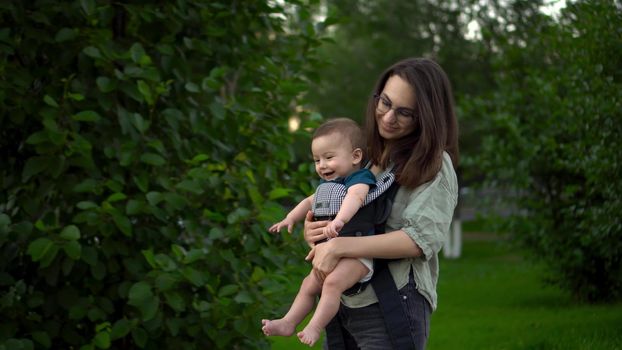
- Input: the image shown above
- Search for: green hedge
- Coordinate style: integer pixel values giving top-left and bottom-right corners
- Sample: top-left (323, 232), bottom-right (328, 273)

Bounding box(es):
top-left (466, 0), bottom-right (622, 302)
top-left (0, 1), bottom-right (323, 348)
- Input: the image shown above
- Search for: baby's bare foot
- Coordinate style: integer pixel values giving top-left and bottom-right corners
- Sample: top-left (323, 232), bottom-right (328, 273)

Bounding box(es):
top-left (261, 318), bottom-right (296, 337)
top-left (297, 324), bottom-right (322, 346)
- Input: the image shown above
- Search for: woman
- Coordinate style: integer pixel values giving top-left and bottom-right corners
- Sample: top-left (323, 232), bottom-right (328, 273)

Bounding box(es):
top-left (304, 57), bottom-right (459, 349)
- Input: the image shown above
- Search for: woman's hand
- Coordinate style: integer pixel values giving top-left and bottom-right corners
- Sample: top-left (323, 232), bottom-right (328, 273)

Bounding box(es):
top-left (303, 211), bottom-right (328, 246)
top-left (305, 238), bottom-right (341, 282)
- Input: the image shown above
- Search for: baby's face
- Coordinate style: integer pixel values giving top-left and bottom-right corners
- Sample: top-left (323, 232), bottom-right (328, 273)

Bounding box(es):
top-left (311, 134), bottom-right (357, 181)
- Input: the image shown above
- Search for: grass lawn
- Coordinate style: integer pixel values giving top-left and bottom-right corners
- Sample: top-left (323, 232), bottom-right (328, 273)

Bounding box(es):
top-left (270, 232), bottom-right (622, 349)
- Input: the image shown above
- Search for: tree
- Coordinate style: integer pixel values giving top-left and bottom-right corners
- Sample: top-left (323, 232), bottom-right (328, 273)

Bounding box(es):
top-left (305, 0), bottom-right (500, 185)
top-left (470, 0), bottom-right (622, 302)
top-left (0, 1), bottom-right (323, 348)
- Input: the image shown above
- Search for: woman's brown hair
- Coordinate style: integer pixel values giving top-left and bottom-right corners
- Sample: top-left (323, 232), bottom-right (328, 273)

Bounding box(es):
top-left (364, 58), bottom-right (459, 189)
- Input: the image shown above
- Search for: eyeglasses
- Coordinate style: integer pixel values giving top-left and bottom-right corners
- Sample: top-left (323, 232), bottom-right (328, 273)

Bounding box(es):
top-left (374, 94), bottom-right (416, 122)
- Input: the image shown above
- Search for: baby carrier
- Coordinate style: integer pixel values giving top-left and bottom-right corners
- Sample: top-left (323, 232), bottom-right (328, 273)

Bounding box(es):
top-left (312, 168), bottom-right (396, 242)
top-left (320, 171), bottom-right (413, 350)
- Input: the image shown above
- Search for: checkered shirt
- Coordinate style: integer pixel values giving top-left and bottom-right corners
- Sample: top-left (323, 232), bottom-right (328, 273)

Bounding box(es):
top-left (312, 170), bottom-right (396, 217)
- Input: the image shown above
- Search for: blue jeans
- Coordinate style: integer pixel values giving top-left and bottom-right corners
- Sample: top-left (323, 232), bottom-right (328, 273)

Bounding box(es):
top-left (324, 271), bottom-right (431, 350)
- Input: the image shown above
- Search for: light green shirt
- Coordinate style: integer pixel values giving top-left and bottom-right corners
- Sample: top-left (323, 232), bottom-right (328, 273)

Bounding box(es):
top-left (341, 151), bottom-right (458, 311)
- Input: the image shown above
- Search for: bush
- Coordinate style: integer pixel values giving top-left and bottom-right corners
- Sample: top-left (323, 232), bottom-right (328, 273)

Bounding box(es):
top-left (467, 0), bottom-right (622, 302)
top-left (0, 1), bottom-right (322, 348)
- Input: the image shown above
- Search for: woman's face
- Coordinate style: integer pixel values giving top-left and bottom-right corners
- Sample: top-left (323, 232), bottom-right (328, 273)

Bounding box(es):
top-left (375, 75), bottom-right (417, 140)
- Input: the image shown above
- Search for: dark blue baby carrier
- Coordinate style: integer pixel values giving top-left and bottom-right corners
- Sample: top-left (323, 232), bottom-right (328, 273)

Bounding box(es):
top-left (315, 169), bottom-right (413, 349)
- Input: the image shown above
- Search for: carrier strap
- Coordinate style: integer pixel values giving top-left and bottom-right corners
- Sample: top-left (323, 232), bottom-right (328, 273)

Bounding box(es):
top-left (371, 259), bottom-right (414, 350)
top-left (326, 182), bottom-right (413, 349)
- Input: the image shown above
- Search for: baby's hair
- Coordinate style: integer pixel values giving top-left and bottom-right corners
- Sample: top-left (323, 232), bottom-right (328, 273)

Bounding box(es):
top-left (312, 118), bottom-right (365, 152)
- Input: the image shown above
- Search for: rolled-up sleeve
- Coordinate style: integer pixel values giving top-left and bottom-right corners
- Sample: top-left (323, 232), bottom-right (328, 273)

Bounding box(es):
top-left (401, 154), bottom-right (458, 261)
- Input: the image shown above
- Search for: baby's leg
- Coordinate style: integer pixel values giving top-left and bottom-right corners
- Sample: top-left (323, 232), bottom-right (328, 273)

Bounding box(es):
top-left (262, 270), bottom-right (322, 337)
top-left (297, 258), bottom-right (369, 346)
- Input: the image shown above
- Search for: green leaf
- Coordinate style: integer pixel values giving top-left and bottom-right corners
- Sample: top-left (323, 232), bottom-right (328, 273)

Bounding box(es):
top-left (111, 212), bottom-right (132, 237)
top-left (128, 282), bottom-right (151, 305)
top-left (55, 28), bottom-right (78, 42)
top-left (171, 244), bottom-right (185, 259)
top-left (93, 332), bottom-right (110, 349)
top-left (155, 273), bottom-right (178, 292)
top-left (268, 188), bottom-right (292, 200)
top-left (166, 318), bottom-right (182, 336)
top-left (140, 153), bottom-right (166, 166)
top-left (68, 92), bottom-right (85, 101)
top-left (234, 291), bottom-right (253, 304)
top-left (110, 319), bottom-right (131, 340)
top-left (95, 322), bottom-right (111, 333)
top-left (73, 110), bottom-right (101, 122)
top-left (83, 46), bottom-right (101, 58)
top-left (251, 266), bottom-right (265, 283)
top-left (73, 179), bottom-right (98, 193)
top-left (22, 156), bottom-right (50, 182)
top-left (164, 291), bottom-right (186, 312)
top-left (31, 331), bottom-right (51, 348)
top-left (181, 267), bottom-right (204, 287)
top-left (63, 241), bottom-right (82, 260)
top-left (140, 296), bottom-right (159, 321)
top-left (163, 192), bottom-right (187, 211)
top-left (60, 225), bottom-right (81, 240)
top-left (126, 199), bottom-right (143, 215)
top-left (184, 82), bottom-right (199, 93)
top-left (226, 207), bottom-right (251, 224)
top-left (81, 246), bottom-right (98, 266)
top-left (146, 191), bottom-right (163, 206)
top-left (183, 248), bottom-right (205, 264)
top-left (175, 180), bottom-right (203, 194)
top-left (27, 238), bottom-right (54, 261)
top-left (106, 192), bottom-right (127, 202)
top-left (96, 76), bottom-right (115, 93)
top-left (190, 154), bottom-right (209, 163)
top-left (142, 249), bottom-right (156, 268)
top-left (131, 113), bottom-right (149, 133)
top-left (77, 201), bottom-right (98, 210)
top-left (218, 284), bottom-right (238, 297)
top-left (0, 213), bottom-right (10, 233)
top-left (133, 174), bottom-right (149, 193)
top-left (81, 0), bottom-right (95, 15)
top-left (209, 100), bottom-right (225, 119)
top-left (40, 244), bottom-right (60, 268)
top-left (91, 261), bottom-right (106, 280)
top-left (137, 80), bottom-right (153, 105)
top-left (131, 328), bottom-right (147, 348)
top-left (130, 43), bottom-right (146, 63)
top-left (25, 131), bottom-right (49, 145)
top-left (43, 95), bottom-right (59, 108)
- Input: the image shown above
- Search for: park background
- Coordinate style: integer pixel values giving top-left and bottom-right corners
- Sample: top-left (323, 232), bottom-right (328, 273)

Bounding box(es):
top-left (1, 0), bottom-right (621, 349)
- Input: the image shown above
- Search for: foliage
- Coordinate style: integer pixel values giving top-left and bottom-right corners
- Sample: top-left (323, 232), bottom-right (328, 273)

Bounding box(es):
top-left (305, 0), bottom-right (506, 187)
top-left (0, 0), bottom-right (323, 349)
top-left (468, 0), bottom-right (622, 302)
top-left (310, 1), bottom-right (474, 116)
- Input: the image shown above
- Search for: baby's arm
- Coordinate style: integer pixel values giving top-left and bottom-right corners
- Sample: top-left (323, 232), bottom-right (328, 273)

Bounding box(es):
top-left (325, 183), bottom-right (370, 238)
top-left (269, 194), bottom-right (314, 234)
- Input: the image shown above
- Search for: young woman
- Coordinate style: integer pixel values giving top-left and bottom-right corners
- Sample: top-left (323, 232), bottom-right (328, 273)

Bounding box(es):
top-left (304, 57), bottom-right (459, 349)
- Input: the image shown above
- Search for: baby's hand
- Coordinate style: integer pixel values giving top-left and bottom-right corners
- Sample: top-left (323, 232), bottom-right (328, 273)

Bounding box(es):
top-left (323, 219), bottom-right (345, 239)
top-left (268, 218), bottom-right (295, 234)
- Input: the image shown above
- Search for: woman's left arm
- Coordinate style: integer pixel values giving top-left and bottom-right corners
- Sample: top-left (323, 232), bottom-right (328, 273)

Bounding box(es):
top-left (306, 231), bottom-right (421, 280)
top-left (308, 155), bottom-right (458, 279)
